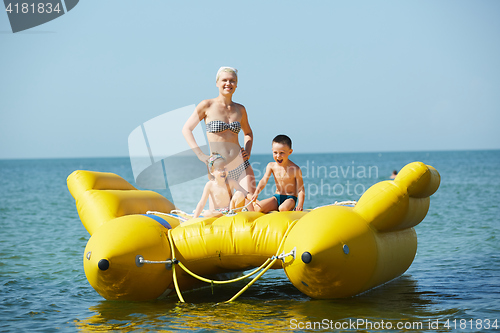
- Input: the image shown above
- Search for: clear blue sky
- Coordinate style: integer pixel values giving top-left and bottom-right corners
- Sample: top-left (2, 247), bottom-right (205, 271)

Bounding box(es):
top-left (1, 1), bottom-right (499, 159)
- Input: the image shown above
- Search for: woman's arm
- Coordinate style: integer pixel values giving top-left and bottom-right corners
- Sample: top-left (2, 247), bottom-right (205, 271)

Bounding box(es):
top-left (182, 101), bottom-right (210, 162)
top-left (239, 105), bottom-right (253, 158)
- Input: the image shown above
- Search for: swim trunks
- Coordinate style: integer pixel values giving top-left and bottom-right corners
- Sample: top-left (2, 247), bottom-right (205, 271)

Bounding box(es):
top-left (206, 120), bottom-right (241, 134)
top-left (273, 194), bottom-right (298, 207)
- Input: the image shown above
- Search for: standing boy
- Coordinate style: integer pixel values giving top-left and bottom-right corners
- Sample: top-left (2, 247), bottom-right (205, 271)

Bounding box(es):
top-left (251, 135), bottom-right (305, 212)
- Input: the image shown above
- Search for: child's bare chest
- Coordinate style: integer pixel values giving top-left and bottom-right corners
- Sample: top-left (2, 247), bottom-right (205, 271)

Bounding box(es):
top-left (273, 167), bottom-right (295, 184)
top-left (210, 184), bottom-right (231, 207)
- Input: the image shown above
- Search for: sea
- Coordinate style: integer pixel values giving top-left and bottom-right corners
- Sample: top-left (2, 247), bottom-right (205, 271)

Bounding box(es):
top-left (1, 150), bottom-right (499, 332)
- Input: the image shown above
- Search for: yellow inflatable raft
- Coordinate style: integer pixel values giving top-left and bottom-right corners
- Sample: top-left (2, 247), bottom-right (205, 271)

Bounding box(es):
top-left (67, 161), bottom-right (440, 301)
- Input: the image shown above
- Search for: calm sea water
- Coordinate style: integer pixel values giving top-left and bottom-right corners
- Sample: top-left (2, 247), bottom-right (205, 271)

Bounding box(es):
top-left (1, 150), bottom-right (499, 332)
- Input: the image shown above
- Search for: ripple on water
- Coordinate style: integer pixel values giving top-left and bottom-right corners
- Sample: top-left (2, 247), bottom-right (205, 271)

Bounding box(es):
top-left (1, 153), bottom-right (499, 332)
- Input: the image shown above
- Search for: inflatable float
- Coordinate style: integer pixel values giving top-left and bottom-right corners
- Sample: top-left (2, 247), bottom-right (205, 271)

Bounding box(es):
top-left (67, 161), bottom-right (440, 301)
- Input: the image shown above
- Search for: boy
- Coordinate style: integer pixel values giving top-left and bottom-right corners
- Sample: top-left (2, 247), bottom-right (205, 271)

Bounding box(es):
top-left (251, 135), bottom-right (305, 212)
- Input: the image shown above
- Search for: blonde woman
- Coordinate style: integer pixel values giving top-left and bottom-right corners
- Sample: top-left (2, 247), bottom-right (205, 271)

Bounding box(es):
top-left (182, 67), bottom-right (255, 194)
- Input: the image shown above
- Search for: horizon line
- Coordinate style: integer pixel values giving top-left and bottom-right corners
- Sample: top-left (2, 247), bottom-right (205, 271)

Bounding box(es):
top-left (1, 148), bottom-right (499, 161)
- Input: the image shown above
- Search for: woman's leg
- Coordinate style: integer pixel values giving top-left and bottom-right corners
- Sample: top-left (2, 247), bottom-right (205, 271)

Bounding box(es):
top-left (239, 165), bottom-right (256, 193)
top-left (238, 165), bottom-right (255, 211)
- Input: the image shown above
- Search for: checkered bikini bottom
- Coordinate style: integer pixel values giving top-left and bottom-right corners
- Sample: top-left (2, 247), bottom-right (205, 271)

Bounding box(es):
top-left (227, 159), bottom-right (251, 181)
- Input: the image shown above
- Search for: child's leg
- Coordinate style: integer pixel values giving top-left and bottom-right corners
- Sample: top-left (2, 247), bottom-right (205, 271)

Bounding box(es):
top-left (253, 196), bottom-right (278, 213)
top-left (202, 210), bottom-right (223, 218)
top-left (230, 191), bottom-right (245, 210)
top-left (278, 198), bottom-right (296, 212)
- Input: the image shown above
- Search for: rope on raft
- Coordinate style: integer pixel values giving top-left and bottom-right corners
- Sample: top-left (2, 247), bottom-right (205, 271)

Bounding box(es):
top-left (169, 209), bottom-right (193, 216)
top-left (224, 197), bottom-right (256, 216)
top-left (146, 210), bottom-right (192, 218)
top-left (333, 200), bottom-right (358, 206)
top-left (138, 219), bottom-right (299, 303)
top-left (223, 219), bottom-right (298, 303)
top-left (144, 201), bottom-right (354, 301)
top-left (141, 200), bottom-right (356, 302)
top-left (148, 198), bottom-right (256, 219)
top-left (148, 200), bottom-right (356, 221)
top-left (313, 200), bottom-right (358, 210)
top-left (137, 255), bottom-right (273, 284)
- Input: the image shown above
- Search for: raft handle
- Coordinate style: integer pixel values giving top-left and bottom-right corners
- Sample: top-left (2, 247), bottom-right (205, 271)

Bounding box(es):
top-left (275, 247), bottom-right (296, 262)
top-left (135, 255), bottom-right (176, 270)
top-left (225, 198), bottom-right (257, 216)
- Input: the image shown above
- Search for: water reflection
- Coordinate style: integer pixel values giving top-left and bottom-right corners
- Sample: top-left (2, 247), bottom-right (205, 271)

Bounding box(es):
top-left (76, 272), bottom-right (460, 332)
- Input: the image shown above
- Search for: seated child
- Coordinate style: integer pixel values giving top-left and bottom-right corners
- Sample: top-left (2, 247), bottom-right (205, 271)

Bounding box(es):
top-left (193, 153), bottom-right (252, 218)
top-left (251, 135), bottom-right (305, 212)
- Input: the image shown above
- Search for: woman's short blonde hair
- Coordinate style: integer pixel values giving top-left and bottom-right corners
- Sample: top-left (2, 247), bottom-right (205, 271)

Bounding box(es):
top-left (216, 66), bottom-right (238, 82)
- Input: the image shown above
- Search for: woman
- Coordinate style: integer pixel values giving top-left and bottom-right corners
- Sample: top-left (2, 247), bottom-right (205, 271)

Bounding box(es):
top-left (182, 66), bottom-right (255, 194)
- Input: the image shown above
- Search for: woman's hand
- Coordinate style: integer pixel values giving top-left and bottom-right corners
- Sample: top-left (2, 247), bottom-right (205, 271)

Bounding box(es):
top-left (198, 152), bottom-right (210, 164)
top-left (241, 148), bottom-right (249, 161)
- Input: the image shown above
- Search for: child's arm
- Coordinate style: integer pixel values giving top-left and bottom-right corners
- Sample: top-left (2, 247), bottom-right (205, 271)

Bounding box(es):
top-left (193, 182), bottom-right (211, 218)
top-left (251, 163), bottom-right (273, 202)
top-left (295, 168), bottom-right (305, 211)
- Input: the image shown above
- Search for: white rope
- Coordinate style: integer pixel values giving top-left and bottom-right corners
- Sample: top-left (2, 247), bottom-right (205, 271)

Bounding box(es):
top-left (146, 210), bottom-right (190, 222)
top-left (147, 209), bottom-right (194, 217)
top-left (225, 198), bottom-right (256, 216)
top-left (146, 210), bottom-right (168, 216)
top-left (312, 201), bottom-right (357, 210)
top-left (170, 209), bottom-right (193, 216)
top-left (148, 200), bottom-right (356, 220)
top-left (333, 200), bottom-right (357, 206)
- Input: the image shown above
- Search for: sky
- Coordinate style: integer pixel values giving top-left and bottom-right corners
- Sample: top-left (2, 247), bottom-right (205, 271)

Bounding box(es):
top-left (1, 0), bottom-right (499, 159)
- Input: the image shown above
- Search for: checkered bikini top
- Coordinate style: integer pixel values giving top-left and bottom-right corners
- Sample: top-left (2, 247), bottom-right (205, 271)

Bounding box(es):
top-left (206, 120), bottom-right (241, 134)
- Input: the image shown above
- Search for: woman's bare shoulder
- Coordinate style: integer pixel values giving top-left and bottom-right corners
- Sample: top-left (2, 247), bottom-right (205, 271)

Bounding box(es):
top-left (234, 102), bottom-right (246, 112)
top-left (198, 98), bottom-right (215, 109)
top-left (195, 99), bottom-right (217, 120)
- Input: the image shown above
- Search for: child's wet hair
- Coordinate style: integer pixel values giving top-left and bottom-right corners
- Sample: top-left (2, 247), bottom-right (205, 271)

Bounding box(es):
top-left (273, 134), bottom-right (292, 149)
